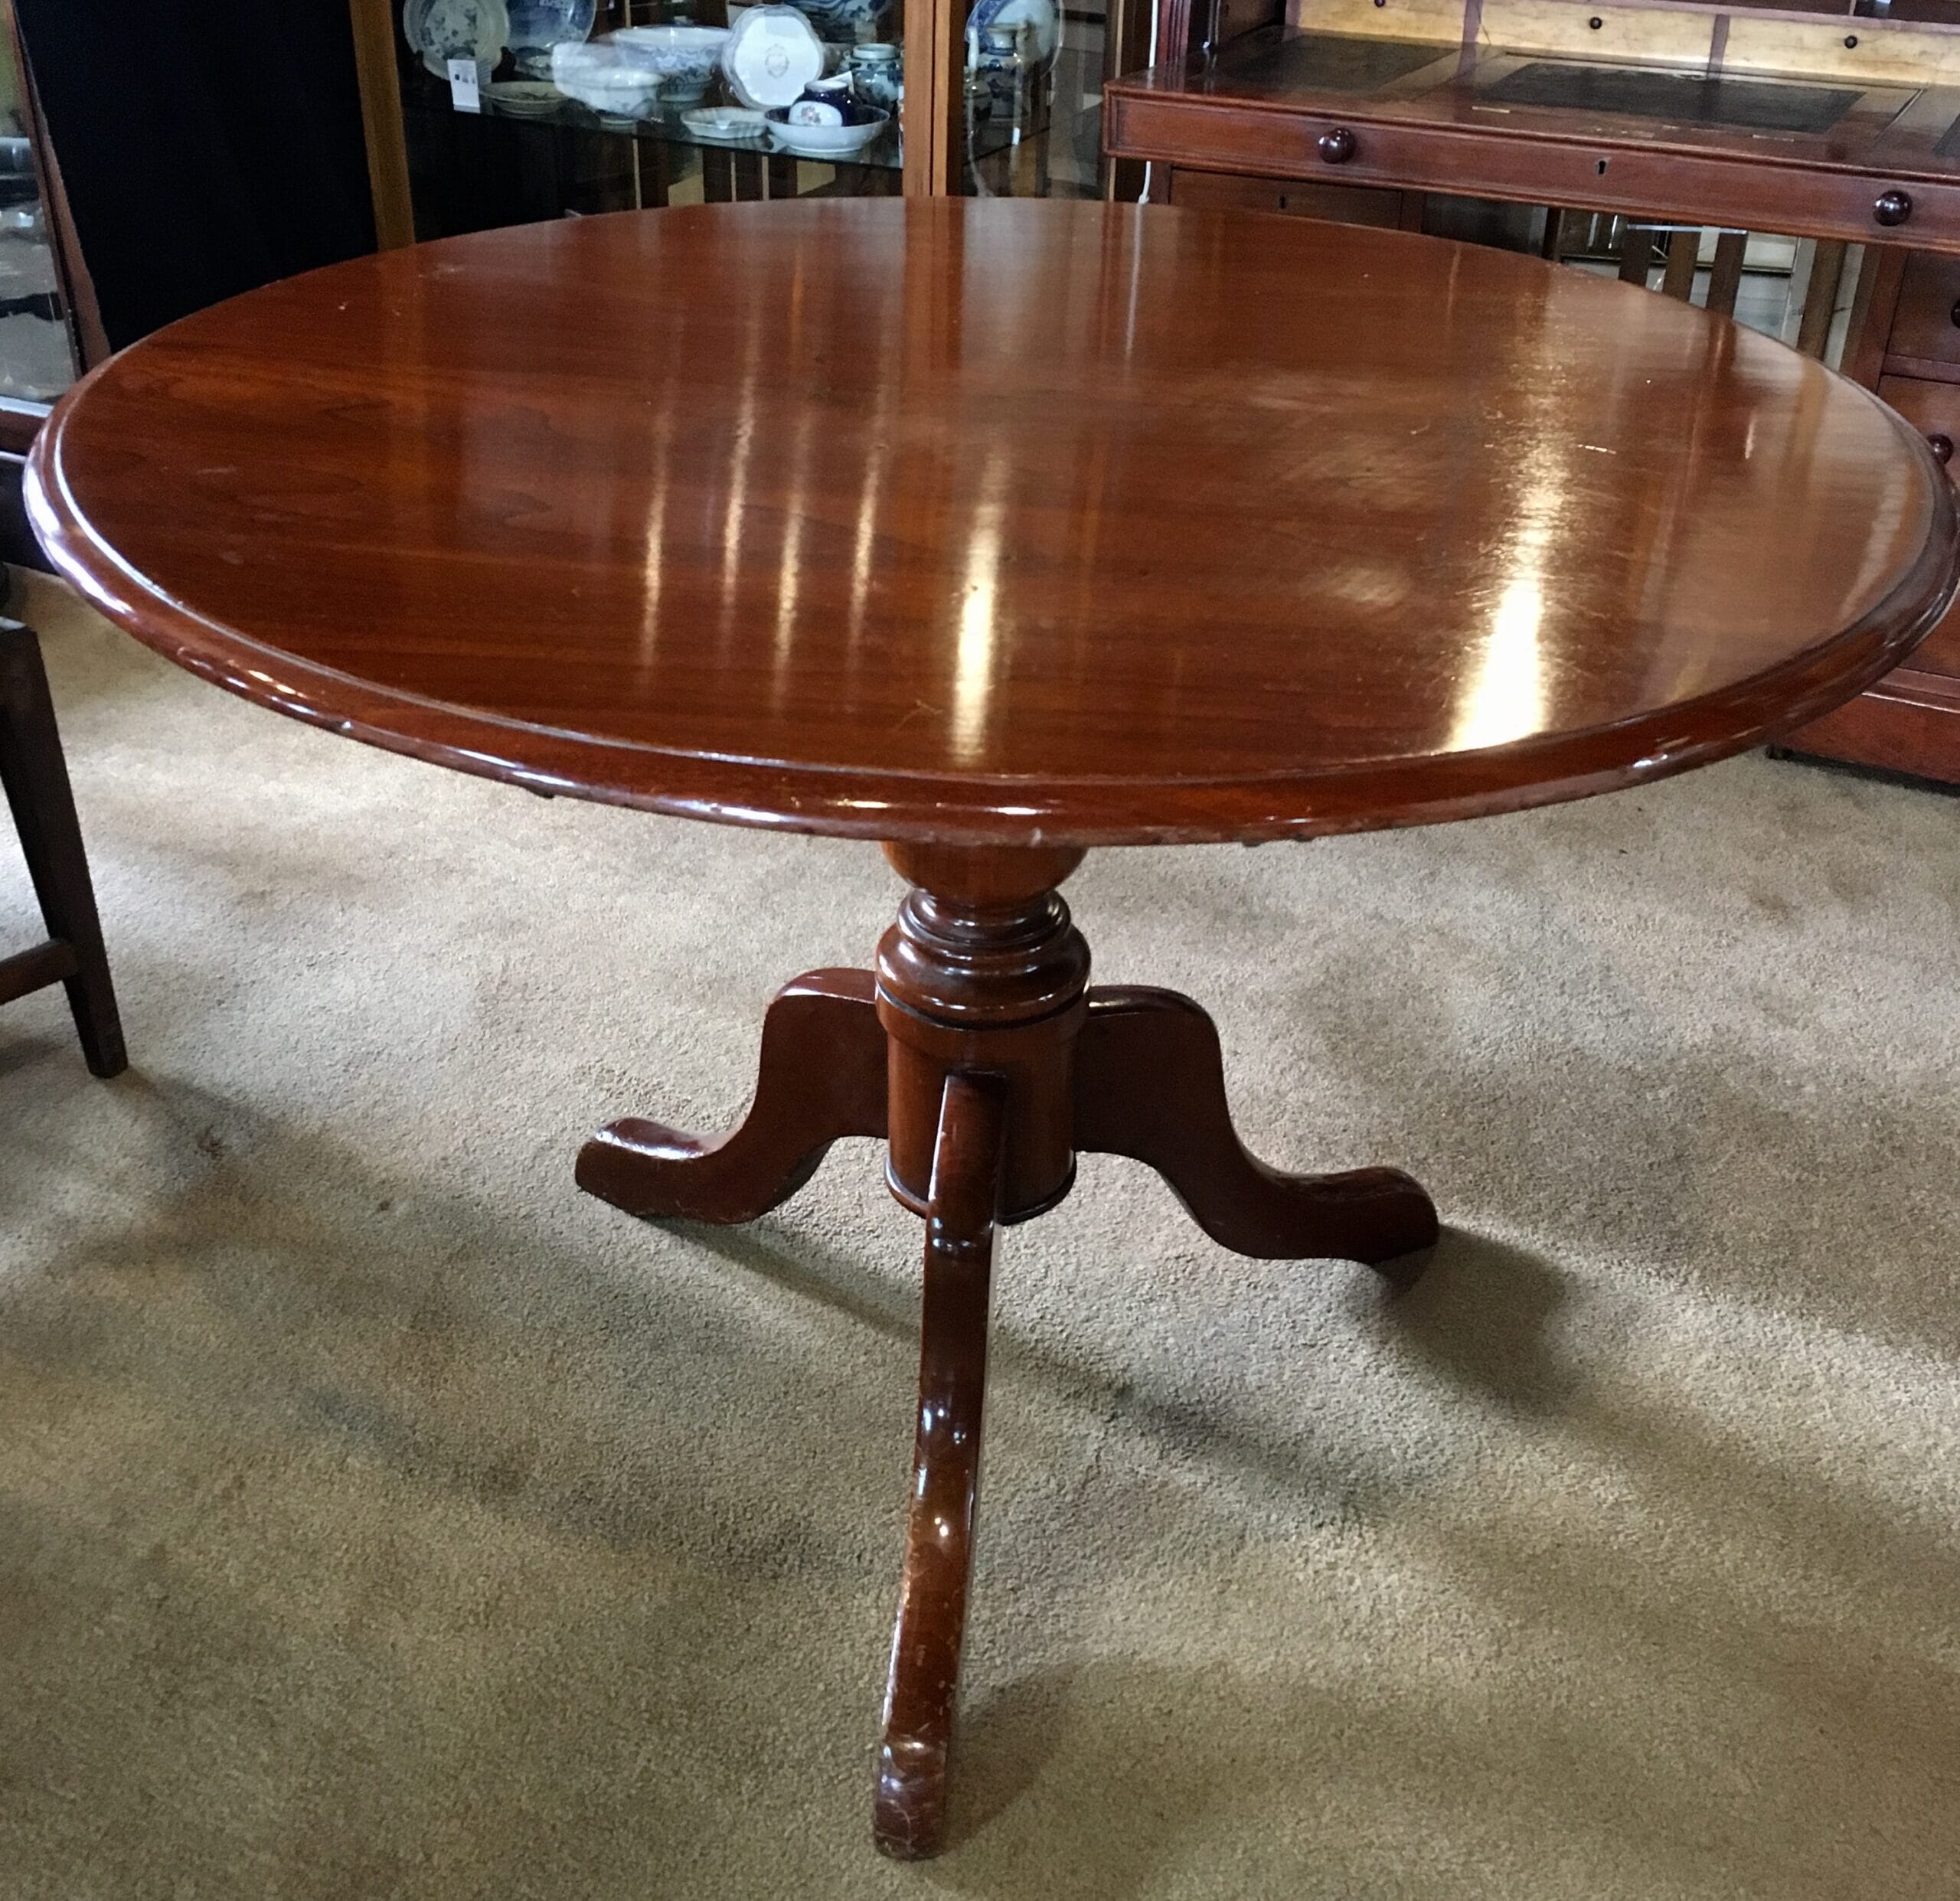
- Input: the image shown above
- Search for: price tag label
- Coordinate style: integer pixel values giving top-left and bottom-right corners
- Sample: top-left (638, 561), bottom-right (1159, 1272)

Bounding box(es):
top-left (447, 57), bottom-right (482, 113)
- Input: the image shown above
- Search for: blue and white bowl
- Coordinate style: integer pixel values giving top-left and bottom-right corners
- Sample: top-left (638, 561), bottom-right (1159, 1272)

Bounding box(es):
top-left (609, 25), bottom-right (732, 102)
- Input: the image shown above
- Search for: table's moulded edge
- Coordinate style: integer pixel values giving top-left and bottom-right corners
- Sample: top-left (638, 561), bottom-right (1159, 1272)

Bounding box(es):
top-left (26, 340), bottom-right (1960, 851)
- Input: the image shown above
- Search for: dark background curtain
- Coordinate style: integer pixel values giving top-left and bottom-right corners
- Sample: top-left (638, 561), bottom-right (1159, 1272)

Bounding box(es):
top-left (15, 0), bottom-right (376, 351)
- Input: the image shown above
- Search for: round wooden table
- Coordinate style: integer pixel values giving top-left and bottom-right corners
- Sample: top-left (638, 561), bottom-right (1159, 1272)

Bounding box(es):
top-left (29, 199), bottom-right (1957, 1859)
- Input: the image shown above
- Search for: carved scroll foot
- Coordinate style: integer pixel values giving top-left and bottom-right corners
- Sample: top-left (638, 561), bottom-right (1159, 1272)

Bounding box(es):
top-left (575, 968), bottom-right (887, 1223)
top-left (872, 1073), bottom-right (1007, 1861)
top-left (1073, 986), bottom-right (1438, 1282)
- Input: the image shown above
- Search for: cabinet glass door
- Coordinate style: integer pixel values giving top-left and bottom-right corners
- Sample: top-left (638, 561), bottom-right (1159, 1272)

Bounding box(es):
top-left (394, 0), bottom-right (909, 245)
top-left (958, 0), bottom-right (1147, 199)
top-left (0, 16), bottom-right (77, 403)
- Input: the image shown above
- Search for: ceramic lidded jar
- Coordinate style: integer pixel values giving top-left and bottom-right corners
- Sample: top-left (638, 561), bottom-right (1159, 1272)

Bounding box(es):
top-left (974, 23), bottom-right (1024, 116)
top-left (847, 42), bottom-right (901, 113)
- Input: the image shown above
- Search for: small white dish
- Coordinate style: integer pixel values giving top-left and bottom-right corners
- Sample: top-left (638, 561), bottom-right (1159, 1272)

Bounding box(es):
top-left (485, 80), bottom-right (564, 116)
top-left (682, 105), bottom-right (769, 142)
top-left (763, 105), bottom-right (888, 157)
top-left (552, 39), bottom-right (665, 119)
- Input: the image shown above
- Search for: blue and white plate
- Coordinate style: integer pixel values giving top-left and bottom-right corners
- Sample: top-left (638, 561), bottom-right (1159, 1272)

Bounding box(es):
top-left (403, 0), bottom-right (511, 83)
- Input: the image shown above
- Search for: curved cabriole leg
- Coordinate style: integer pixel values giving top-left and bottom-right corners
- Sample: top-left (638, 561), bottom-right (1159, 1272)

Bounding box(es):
top-left (873, 1072), bottom-right (1007, 1861)
top-left (1073, 986), bottom-right (1438, 1281)
top-left (575, 968), bottom-right (887, 1223)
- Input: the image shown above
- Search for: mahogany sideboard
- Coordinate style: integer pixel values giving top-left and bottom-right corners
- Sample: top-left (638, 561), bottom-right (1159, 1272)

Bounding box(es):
top-left (1106, 0), bottom-right (1960, 784)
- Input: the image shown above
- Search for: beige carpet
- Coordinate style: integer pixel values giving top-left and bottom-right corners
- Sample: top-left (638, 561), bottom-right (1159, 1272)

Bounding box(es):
top-left (2, 567), bottom-right (1955, 1899)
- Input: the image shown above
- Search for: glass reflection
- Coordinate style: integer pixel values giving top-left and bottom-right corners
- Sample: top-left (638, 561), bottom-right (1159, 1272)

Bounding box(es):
top-left (952, 449), bottom-right (1008, 766)
top-left (1452, 559), bottom-right (1547, 751)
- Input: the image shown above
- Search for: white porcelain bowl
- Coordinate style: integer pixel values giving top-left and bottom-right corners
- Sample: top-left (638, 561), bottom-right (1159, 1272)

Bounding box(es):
top-left (763, 106), bottom-right (888, 157)
top-left (609, 25), bottom-right (731, 100)
top-left (551, 39), bottom-right (664, 118)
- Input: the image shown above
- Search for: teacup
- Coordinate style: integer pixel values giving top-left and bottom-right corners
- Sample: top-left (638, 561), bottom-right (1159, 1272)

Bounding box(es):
top-left (784, 75), bottom-right (880, 126)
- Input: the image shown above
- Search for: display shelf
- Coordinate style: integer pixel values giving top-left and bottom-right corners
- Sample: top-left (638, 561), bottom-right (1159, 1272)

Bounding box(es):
top-left (403, 64), bottom-right (1038, 179)
top-left (479, 95), bottom-right (903, 170)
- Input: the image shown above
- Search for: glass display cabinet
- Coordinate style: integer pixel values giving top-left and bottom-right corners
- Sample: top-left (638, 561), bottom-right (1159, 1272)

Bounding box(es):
top-left (0, 0), bottom-right (88, 571)
top-left (0, 0), bottom-right (83, 444)
top-left (350, 0), bottom-right (1152, 238)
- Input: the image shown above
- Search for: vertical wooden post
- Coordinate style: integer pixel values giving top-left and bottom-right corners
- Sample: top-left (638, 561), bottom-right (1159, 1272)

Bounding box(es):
top-left (902, 0), bottom-right (963, 195)
top-left (1661, 225), bottom-right (1701, 301)
top-left (1795, 238), bottom-right (1848, 360)
top-left (1838, 244), bottom-right (1903, 390)
top-left (1704, 229), bottom-right (1748, 318)
top-left (1616, 220), bottom-right (1653, 285)
top-left (349, 0), bottom-right (416, 250)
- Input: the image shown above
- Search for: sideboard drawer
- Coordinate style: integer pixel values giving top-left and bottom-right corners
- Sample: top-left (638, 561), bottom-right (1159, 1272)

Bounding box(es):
top-left (1888, 256), bottom-right (1960, 369)
top-left (1169, 167), bottom-right (1408, 229)
top-left (1874, 376), bottom-right (1960, 674)
top-left (1108, 91), bottom-right (1960, 250)
top-left (1911, 599), bottom-right (1960, 676)
top-left (1877, 373), bottom-right (1960, 470)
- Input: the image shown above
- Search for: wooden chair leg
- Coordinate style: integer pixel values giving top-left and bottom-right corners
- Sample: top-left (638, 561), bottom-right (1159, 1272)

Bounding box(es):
top-left (0, 616), bottom-right (126, 1077)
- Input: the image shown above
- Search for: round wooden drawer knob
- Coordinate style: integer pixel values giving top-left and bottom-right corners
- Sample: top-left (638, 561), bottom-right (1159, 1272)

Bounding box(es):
top-left (1318, 127), bottom-right (1357, 165)
top-left (1949, 297), bottom-right (1960, 328)
top-left (1873, 190), bottom-right (1913, 227)
top-left (1928, 432), bottom-right (1954, 466)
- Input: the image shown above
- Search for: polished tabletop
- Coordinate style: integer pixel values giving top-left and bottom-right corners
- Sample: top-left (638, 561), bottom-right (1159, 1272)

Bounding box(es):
top-left (28, 199), bottom-right (1958, 845)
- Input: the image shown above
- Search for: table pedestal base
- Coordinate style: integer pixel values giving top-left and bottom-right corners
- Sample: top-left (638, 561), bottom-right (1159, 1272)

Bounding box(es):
top-left (574, 844), bottom-right (1437, 1859)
